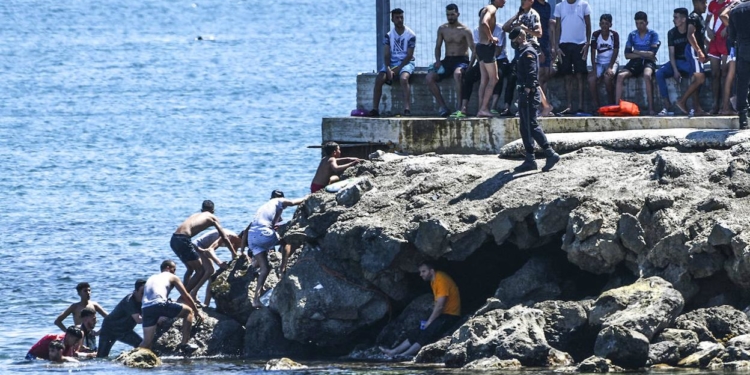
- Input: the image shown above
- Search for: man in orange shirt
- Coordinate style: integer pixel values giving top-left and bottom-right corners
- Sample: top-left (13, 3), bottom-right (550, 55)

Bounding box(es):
top-left (380, 261), bottom-right (461, 357)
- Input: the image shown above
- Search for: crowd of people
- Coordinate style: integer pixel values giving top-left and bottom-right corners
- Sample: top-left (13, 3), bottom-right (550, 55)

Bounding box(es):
top-left (26, 142), bottom-right (365, 362)
top-left (367, 0), bottom-right (750, 130)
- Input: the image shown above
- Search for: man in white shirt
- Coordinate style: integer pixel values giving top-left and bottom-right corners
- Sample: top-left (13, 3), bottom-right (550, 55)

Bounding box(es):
top-left (554, 0), bottom-right (592, 114)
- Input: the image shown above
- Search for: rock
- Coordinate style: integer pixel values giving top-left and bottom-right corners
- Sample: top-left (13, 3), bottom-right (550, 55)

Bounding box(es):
top-left (724, 360), bottom-right (750, 370)
top-left (647, 341), bottom-right (680, 366)
top-left (151, 309), bottom-right (244, 357)
top-left (473, 297), bottom-right (504, 317)
top-left (533, 300), bottom-right (590, 358)
top-left (413, 219), bottom-right (450, 258)
top-left (673, 305), bottom-right (750, 342)
top-left (594, 325), bottom-right (650, 369)
top-left (721, 334), bottom-right (750, 362)
top-left (444, 306), bottom-right (550, 367)
top-left (115, 347), bottom-right (161, 369)
top-left (562, 201), bottom-right (626, 274)
top-left (494, 257), bottom-right (562, 308)
top-left (616, 214), bottom-right (647, 254)
top-left (677, 341), bottom-right (724, 368)
top-left (414, 336), bottom-right (452, 363)
top-left (708, 221), bottom-right (738, 246)
top-left (264, 357), bottom-right (308, 371)
top-left (653, 328), bottom-right (699, 358)
top-left (211, 255), bottom-right (284, 325)
top-left (270, 251), bottom-right (389, 346)
top-left (577, 355), bottom-right (623, 373)
top-left (646, 193), bottom-right (674, 211)
top-left (376, 294), bottom-right (433, 347)
top-left (335, 177), bottom-right (372, 207)
top-left (589, 277), bottom-right (684, 341)
top-left (244, 308), bottom-right (312, 358)
top-left (546, 348), bottom-right (575, 367)
top-left (462, 356), bottom-right (522, 370)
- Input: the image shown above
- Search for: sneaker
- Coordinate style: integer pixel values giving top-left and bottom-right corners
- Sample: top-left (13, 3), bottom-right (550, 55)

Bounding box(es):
top-left (449, 110), bottom-right (467, 118)
top-left (439, 107), bottom-right (450, 117)
top-left (366, 109), bottom-right (380, 117)
top-left (514, 159), bottom-right (538, 173)
top-left (740, 111), bottom-right (749, 130)
top-left (688, 109), bottom-right (695, 118)
top-left (542, 149), bottom-right (560, 172)
top-left (177, 343), bottom-right (199, 354)
top-left (657, 108), bottom-right (668, 116)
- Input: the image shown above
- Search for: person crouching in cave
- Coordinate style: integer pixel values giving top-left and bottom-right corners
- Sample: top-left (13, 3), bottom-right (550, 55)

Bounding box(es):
top-left (379, 260), bottom-right (461, 357)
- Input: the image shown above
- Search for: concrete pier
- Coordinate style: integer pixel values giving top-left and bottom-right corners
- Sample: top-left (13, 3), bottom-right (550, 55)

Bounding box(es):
top-left (322, 116), bottom-right (741, 155)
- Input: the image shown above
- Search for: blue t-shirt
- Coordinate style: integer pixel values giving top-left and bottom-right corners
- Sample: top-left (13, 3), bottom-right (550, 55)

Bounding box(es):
top-left (625, 29), bottom-right (660, 62)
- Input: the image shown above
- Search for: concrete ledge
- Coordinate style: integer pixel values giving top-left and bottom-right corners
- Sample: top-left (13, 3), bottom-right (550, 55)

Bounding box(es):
top-left (358, 70), bottom-right (721, 117)
top-left (322, 116), bottom-right (742, 155)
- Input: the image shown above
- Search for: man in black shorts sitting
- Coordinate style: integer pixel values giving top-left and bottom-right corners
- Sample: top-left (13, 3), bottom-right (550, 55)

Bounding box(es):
top-left (615, 11), bottom-right (661, 115)
top-left (426, 4), bottom-right (474, 117)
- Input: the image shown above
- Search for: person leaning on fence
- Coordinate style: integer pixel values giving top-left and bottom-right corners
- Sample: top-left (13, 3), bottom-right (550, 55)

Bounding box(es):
top-left (426, 4), bottom-right (474, 117)
top-left (729, 0), bottom-right (750, 130)
top-left (509, 26), bottom-right (561, 173)
top-left (368, 8), bottom-right (416, 117)
top-left (554, 0), bottom-right (592, 115)
top-left (615, 11), bottom-right (660, 115)
top-left (588, 14), bottom-right (619, 111)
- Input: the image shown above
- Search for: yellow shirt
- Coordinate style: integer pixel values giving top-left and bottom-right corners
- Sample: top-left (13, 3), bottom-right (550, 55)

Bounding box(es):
top-left (431, 271), bottom-right (461, 316)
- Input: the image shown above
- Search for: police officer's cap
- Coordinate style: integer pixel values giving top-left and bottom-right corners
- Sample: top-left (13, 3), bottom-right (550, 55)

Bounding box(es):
top-left (508, 27), bottom-right (523, 41)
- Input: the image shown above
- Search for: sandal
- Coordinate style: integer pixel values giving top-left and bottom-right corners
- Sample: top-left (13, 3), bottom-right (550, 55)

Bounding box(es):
top-left (449, 110), bottom-right (467, 118)
top-left (498, 108), bottom-right (512, 117)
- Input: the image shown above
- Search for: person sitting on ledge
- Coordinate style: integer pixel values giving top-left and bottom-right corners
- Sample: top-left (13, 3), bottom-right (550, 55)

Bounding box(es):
top-left (368, 8), bottom-right (416, 117)
top-left (615, 11), bottom-right (660, 115)
top-left (380, 261), bottom-right (461, 357)
top-left (310, 141), bottom-right (362, 193)
top-left (426, 3), bottom-right (473, 117)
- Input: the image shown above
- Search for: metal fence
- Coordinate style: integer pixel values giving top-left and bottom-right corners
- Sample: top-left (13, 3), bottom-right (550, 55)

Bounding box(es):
top-left (376, 0), bottom-right (690, 70)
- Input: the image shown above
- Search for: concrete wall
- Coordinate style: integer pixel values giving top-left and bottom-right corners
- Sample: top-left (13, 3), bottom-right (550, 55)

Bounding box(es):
top-left (322, 116), bottom-right (739, 155)
top-left (357, 70), bottom-right (722, 117)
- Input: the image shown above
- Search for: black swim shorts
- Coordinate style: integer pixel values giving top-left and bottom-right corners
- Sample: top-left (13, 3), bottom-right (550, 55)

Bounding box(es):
top-left (170, 233), bottom-right (200, 263)
top-left (435, 56), bottom-right (470, 80)
top-left (476, 43), bottom-right (496, 64)
top-left (559, 43), bottom-right (588, 75)
top-left (623, 59), bottom-right (657, 77)
top-left (142, 302), bottom-right (183, 327)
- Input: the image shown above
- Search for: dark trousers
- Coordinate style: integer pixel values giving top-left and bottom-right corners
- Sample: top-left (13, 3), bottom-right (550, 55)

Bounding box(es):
top-left (462, 60), bottom-right (515, 106)
top-left (97, 330), bottom-right (143, 358)
top-left (736, 50), bottom-right (750, 113)
top-left (518, 88), bottom-right (550, 155)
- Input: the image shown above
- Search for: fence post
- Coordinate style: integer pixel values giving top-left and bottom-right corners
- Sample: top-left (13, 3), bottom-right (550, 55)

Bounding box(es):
top-left (376, 0), bottom-right (391, 71)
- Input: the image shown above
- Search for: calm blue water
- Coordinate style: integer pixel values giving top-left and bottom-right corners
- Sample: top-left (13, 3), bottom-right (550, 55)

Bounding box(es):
top-left (0, 0), bottom-right (388, 373)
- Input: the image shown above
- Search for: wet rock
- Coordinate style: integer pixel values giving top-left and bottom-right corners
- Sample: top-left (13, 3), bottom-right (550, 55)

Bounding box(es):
top-left (533, 300), bottom-right (589, 357)
top-left (115, 347), bottom-right (161, 369)
top-left (546, 348), bottom-right (575, 367)
top-left (444, 306), bottom-right (550, 367)
top-left (594, 325), bottom-right (650, 369)
top-left (414, 336), bottom-right (451, 363)
top-left (264, 357), bottom-right (307, 371)
top-left (653, 328), bottom-right (699, 358)
top-left (674, 305), bottom-right (750, 342)
top-left (677, 341), bottom-right (724, 368)
top-left (463, 356), bottom-right (522, 370)
top-left (577, 355), bottom-right (623, 373)
top-left (720, 334), bottom-right (750, 362)
top-left (724, 360), bottom-right (750, 370)
top-left (589, 277), bottom-right (684, 341)
top-left (494, 257), bottom-right (562, 308)
top-left (376, 294), bottom-right (432, 347)
top-left (244, 308), bottom-right (312, 358)
top-left (647, 341), bottom-right (680, 366)
top-left (151, 308), bottom-right (244, 357)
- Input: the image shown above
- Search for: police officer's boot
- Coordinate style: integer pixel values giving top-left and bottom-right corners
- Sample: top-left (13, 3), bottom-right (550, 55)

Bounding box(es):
top-left (514, 154), bottom-right (538, 173)
top-left (542, 148), bottom-right (560, 172)
top-left (740, 110), bottom-right (749, 130)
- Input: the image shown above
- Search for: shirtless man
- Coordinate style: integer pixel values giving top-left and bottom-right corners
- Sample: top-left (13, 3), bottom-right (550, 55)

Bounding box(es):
top-left (171, 200), bottom-right (236, 297)
top-left (476, 0), bottom-right (507, 118)
top-left (54, 282), bottom-right (108, 333)
top-left (310, 142), bottom-right (362, 193)
top-left (426, 4), bottom-right (474, 117)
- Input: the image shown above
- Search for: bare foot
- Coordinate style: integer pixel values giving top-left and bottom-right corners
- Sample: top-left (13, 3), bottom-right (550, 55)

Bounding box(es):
top-left (540, 105), bottom-right (554, 117)
top-left (693, 109), bottom-right (708, 117)
top-left (720, 109), bottom-right (737, 116)
top-left (476, 110), bottom-right (494, 117)
top-left (378, 346), bottom-right (394, 357)
top-left (675, 101), bottom-right (689, 115)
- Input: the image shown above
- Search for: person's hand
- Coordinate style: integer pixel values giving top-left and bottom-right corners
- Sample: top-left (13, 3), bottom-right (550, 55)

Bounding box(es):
top-left (673, 71), bottom-right (682, 83)
top-left (557, 47), bottom-right (565, 60)
top-left (385, 68), bottom-right (394, 82)
top-left (434, 61), bottom-right (442, 70)
top-left (605, 67), bottom-right (614, 77)
top-left (219, 262), bottom-right (229, 270)
top-left (491, 36), bottom-right (499, 45)
top-left (582, 46), bottom-right (589, 62)
top-left (698, 52), bottom-right (706, 64)
top-left (550, 47), bottom-right (557, 59)
top-left (721, 28), bottom-right (728, 38)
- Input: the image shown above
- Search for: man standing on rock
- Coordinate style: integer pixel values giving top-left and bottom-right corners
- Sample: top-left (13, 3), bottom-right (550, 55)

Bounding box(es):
top-left (139, 260), bottom-right (201, 355)
top-left (508, 27), bottom-right (561, 173)
top-left (97, 279), bottom-right (146, 357)
top-left (380, 261), bottom-right (461, 357)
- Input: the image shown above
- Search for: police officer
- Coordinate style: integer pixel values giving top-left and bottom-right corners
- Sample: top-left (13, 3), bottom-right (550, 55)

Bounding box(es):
top-left (730, 0), bottom-right (750, 129)
top-left (508, 27), bottom-right (561, 172)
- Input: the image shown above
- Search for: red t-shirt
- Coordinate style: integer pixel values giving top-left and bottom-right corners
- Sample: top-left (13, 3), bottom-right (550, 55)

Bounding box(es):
top-left (27, 334), bottom-right (76, 359)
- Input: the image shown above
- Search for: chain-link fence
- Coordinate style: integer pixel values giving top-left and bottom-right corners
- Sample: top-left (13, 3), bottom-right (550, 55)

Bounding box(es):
top-left (376, 0), bottom-right (690, 70)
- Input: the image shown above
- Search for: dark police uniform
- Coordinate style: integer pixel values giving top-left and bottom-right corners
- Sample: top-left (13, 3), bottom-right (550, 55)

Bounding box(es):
top-left (515, 41), bottom-right (559, 171)
top-left (730, 0), bottom-right (750, 129)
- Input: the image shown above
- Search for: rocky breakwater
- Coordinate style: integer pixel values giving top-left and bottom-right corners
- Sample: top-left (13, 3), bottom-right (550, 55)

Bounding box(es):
top-left (159, 141), bottom-right (750, 369)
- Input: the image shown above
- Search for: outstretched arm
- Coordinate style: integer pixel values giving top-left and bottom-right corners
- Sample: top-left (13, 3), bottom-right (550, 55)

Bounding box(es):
top-left (209, 214), bottom-right (236, 257)
top-left (171, 275), bottom-right (199, 313)
top-left (328, 157), bottom-right (361, 174)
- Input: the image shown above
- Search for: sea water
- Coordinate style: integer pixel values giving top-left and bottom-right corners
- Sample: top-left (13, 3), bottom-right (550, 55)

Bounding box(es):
top-left (0, 0), bottom-right (722, 373)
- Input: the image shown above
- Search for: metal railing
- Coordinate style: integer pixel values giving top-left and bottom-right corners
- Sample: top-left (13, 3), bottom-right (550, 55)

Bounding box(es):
top-left (375, 0), bottom-right (690, 70)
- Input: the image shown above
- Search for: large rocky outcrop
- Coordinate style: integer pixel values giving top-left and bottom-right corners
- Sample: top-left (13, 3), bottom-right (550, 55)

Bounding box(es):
top-left (674, 305), bottom-right (750, 342)
top-left (151, 308), bottom-right (245, 357)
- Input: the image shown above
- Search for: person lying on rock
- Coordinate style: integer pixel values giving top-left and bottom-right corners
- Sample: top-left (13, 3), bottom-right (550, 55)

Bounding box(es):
top-left (240, 190), bottom-right (307, 308)
top-left (380, 261), bottom-right (461, 357)
top-left (139, 260), bottom-right (201, 355)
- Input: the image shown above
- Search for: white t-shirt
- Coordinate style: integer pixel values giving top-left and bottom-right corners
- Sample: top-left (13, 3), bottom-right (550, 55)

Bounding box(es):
top-left (473, 24), bottom-right (507, 60)
top-left (192, 229), bottom-right (237, 249)
top-left (554, 0), bottom-right (592, 44)
top-left (592, 30), bottom-right (619, 65)
top-left (384, 26), bottom-right (417, 65)
top-left (250, 198), bottom-right (284, 230)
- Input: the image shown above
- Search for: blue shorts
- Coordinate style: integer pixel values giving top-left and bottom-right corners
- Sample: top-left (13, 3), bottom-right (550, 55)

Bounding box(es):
top-left (248, 227), bottom-right (279, 256)
top-left (142, 302), bottom-right (184, 328)
top-left (170, 234), bottom-right (199, 263)
top-left (379, 61), bottom-right (415, 76)
top-left (685, 45), bottom-right (705, 74)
